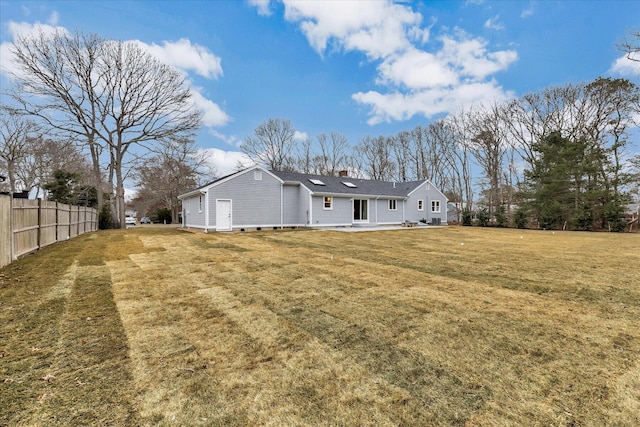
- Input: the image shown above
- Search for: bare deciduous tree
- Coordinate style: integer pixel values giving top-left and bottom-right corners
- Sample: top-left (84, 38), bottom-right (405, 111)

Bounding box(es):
top-left (241, 118), bottom-right (296, 171)
top-left (467, 104), bottom-right (508, 216)
top-left (135, 138), bottom-right (212, 223)
top-left (355, 135), bottom-right (396, 181)
top-left (315, 131), bottom-right (350, 176)
top-left (617, 29), bottom-right (640, 62)
top-left (9, 31), bottom-right (202, 227)
top-left (0, 105), bottom-right (41, 194)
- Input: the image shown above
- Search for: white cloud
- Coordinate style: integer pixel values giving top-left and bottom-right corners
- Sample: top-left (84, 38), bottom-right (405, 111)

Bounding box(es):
top-left (200, 148), bottom-right (253, 176)
top-left (484, 15), bottom-right (504, 31)
top-left (135, 38), bottom-right (223, 79)
top-left (377, 48), bottom-right (459, 89)
top-left (282, 0), bottom-right (421, 59)
top-left (609, 53), bottom-right (640, 77)
top-left (0, 20), bottom-right (69, 78)
top-left (274, 1), bottom-right (517, 125)
top-left (6, 19), bottom-right (68, 40)
top-left (439, 34), bottom-right (517, 80)
top-left (248, 0), bottom-right (273, 16)
top-left (210, 129), bottom-right (242, 147)
top-left (521, 5), bottom-right (535, 18)
top-left (190, 89), bottom-right (231, 127)
top-left (47, 11), bottom-right (59, 26)
top-left (352, 80), bottom-right (512, 125)
top-left (293, 130), bottom-right (309, 141)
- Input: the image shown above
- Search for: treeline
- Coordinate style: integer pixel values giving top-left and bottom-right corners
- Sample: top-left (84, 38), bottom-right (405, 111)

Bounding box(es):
top-left (241, 77), bottom-right (640, 231)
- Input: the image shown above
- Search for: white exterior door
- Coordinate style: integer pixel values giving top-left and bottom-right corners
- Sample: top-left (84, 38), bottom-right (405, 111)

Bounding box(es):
top-left (216, 199), bottom-right (232, 231)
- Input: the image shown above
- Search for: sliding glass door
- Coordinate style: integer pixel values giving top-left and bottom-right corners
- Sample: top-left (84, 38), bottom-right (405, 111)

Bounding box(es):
top-left (353, 199), bottom-right (368, 222)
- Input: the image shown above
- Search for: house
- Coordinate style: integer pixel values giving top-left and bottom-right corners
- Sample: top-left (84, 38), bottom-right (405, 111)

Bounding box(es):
top-left (178, 166), bottom-right (448, 232)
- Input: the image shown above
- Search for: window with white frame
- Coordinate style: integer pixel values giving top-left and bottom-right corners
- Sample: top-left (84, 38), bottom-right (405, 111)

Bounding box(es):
top-left (418, 199), bottom-right (424, 211)
top-left (198, 195), bottom-right (203, 213)
top-left (388, 199), bottom-right (397, 210)
top-left (324, 196), bottom-right (333, 209)
top-left (431, 200), bottom-right (441, 213)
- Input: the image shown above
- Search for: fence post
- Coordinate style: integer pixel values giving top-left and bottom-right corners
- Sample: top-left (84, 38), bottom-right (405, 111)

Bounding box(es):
top-left (0, 195), bottom-right (12, 268)
top-left (38, 198), bottom-right (42, 251)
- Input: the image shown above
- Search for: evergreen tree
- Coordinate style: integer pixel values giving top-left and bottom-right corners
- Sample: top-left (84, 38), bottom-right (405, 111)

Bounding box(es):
top-left (43, 169), bottom-right (98, 207)
top-left (43, 170), bottom-right (79, 205)
top-left (522, 132), bottom-right (605, 230)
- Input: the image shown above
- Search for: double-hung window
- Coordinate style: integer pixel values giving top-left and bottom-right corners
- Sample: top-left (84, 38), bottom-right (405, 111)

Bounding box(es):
top-left (418, 200), bottom-right (424, 211)
top-left (431, 200), bottom-right (441, 213)
top-left (388, 199), bottom-right (397, 210)
top-left (324, 196), bottom-right (333, 209)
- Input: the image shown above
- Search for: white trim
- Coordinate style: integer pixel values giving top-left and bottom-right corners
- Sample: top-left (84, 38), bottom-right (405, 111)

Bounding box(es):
top-left (353, 198), bottom-right (369, 223)
top-left (231, 222), bottom-right (306, 229)
top-left (418, 199), bottom-right (424, 211)
top-left (402, 199), bottom-right (406, 222)
top-left (280, 184), bottom-right (283, 228)
top-left (205, 191), bottom-right (210, 230)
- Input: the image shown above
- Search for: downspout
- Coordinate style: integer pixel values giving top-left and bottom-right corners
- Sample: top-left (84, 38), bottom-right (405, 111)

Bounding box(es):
top-left (204, 192), bottom-right (209, 233)
top-left (308, 192), bottom-right (313, 226)
top-left (402, 199), bottom-right (405, 223)
top-left (280, 184), bottom-right (283, 229)
top-left (426, 197), bottom-right (430, 224)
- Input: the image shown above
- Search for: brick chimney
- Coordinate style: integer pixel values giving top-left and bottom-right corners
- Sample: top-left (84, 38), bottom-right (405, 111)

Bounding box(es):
top-left (338, 170), bottom-right (349, 177)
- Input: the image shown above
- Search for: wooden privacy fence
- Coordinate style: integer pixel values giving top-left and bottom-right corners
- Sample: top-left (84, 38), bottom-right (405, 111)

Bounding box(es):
top-left (0, 195), bottom-right (98, 268)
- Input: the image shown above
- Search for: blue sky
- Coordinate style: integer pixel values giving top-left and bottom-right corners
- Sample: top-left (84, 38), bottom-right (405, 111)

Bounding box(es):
top-left (1, 0), bottom-right (639, 177)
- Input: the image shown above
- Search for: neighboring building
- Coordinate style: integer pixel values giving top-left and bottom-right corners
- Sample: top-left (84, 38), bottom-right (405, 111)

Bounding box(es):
top-left (178, 166), bottom-right (448, 232)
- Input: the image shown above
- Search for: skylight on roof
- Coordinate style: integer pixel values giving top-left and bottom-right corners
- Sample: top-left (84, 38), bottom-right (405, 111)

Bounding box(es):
top-left (342, 181), bottom-right (357, 188)
top-left (308, 178), bottom-right (325, 186)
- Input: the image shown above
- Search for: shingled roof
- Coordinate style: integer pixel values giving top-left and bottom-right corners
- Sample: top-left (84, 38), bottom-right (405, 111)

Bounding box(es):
top-left (270, 170), bottom-right (425, 198)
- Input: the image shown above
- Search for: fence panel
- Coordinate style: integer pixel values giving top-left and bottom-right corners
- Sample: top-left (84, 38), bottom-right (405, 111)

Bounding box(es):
top-left (1, 199), bottom-right (98, 268)
top-left (39, 200), bottom-right (58, 248)
top-left (69, 206), bottom-right (79, 239)
top-left (57, 203), bottom-right (71, 242)
top-left (0, 195), bottom-right (11, 268)
top-left (78, 208), bottom-right (86, 235)
top-left (12, 199), bottom-right (40, 259)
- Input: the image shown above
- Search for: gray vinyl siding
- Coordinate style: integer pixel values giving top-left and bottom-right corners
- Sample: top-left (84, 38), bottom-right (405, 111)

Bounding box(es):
top-left (376, 198), bottom-right (405, 224)
top-left (282, 185), bottom-right (308, 226)
top-left (406, 181), bottom-right (448, 224)
top-left (311, 195), bottom-right (352, 226)
top-left (208, 169), bottom-right (282, 229)
top-left (184, 195), bottom-right (206, 228)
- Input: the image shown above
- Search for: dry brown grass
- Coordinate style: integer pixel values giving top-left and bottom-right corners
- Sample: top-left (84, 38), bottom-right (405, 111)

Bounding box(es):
top-left (1, 226), bottom-right (639, 426)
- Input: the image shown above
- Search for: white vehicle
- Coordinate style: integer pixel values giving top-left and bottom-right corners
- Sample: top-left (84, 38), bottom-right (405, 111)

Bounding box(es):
top-left (125, 216), bottom-right (136, 225)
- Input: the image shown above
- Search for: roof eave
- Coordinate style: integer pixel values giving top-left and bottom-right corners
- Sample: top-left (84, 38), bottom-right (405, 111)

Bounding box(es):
top-left (177, 189), bottom-right (206, 200)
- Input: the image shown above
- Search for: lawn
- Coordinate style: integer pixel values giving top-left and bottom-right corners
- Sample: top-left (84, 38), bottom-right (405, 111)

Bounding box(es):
top-left (1, 226), bottom-right (639, 426)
